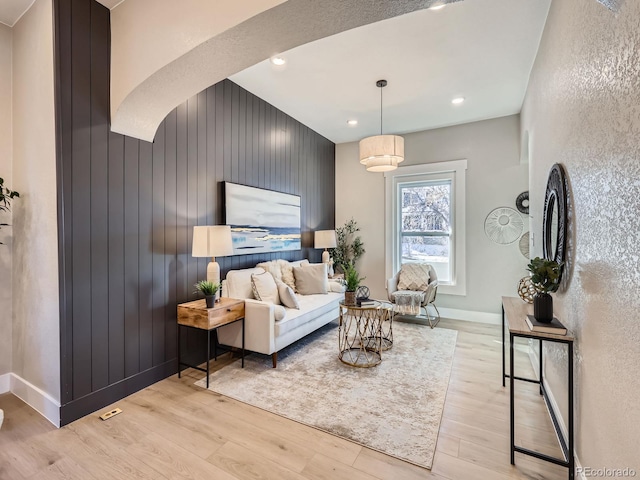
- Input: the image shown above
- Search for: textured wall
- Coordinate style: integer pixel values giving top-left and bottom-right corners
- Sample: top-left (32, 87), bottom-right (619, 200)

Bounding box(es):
top-left (336, 115), bottom-right (529, 314)
top-left (0, 24), bottom-right (12, 377)
top-left (521, 0), bottom-right (640, 470)
top-left (12, 0), bottom-right (60, 402)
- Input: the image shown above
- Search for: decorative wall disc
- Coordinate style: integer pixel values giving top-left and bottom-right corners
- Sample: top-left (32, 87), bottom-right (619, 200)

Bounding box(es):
top-left (516, 191), bottom-right (529, 214)
top-left (484, 207), bottom-right (524, 245)
top-left (519, 232), bottom-right (530, 259)
top-left (517, 276), bottom-right (537, 304)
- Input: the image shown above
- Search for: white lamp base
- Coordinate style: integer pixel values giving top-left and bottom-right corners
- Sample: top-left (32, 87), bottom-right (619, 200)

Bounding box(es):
top-left (207, 259), bottom-right (221, 301)
top-left (322, 249), bottom-right (330, 264)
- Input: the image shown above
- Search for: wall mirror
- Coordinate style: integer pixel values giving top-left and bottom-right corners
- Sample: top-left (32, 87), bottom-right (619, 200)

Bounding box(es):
top-left (542, 164), bottom-right (568, 277)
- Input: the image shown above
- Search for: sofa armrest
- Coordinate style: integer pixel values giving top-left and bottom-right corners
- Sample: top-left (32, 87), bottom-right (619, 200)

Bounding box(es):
top-left (387, 273), bottom-right (400, 301)
top-left (217, 298), bottom-right (276, 355)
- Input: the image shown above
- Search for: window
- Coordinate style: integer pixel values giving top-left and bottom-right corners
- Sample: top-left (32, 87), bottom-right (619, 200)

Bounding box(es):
top-left (385, 160), bottom-right (467, 295)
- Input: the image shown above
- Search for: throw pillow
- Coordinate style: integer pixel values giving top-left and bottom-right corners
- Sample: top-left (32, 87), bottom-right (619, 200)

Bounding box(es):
top-left (328, 280), bottom-right (346, 293)
top-left (273, 305), bottom-right (287, 321)
top-left (279, 260), bottom-right (296, 291)
top-left (293, 263), bottom-right (328, 295)
top-left (276, 279), bottom-right (300, 309)
top-left (256, 260), bottom-right (283, 282)
top-left (251, 271), bottom-right (281, 305)
top-left (397, 263), bottom-right (432, 291)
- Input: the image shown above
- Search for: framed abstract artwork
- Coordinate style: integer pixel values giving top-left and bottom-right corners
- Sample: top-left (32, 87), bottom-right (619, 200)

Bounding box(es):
top-left (224, 182), bottom-right (301, 255)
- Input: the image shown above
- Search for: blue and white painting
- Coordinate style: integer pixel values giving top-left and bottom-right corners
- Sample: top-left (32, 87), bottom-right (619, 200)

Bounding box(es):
top-left (225, 182), bottom-right (301, 254)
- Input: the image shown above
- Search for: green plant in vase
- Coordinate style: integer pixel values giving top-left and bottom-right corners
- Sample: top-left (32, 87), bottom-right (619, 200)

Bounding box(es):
top-left (0, 177), bottom-right (20, 245)
top-left (193, 280), bottom-right (220, 308)
top-left (330, 218), bottom-right (365, 274)
top-left (526, 257), bottom-right (562, 322)
top-left (344, 264), bottom-right (365, 306)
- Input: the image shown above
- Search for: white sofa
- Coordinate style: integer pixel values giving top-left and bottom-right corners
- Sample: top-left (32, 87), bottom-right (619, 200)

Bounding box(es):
top-left (217, 260), bottom-right (344, 367)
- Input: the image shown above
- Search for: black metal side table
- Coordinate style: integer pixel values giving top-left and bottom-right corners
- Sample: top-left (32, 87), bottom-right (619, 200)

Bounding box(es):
top-left (502, 296), bottom-right (575, 480)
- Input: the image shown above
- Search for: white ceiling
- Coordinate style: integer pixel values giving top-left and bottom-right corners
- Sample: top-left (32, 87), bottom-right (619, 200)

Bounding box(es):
top-left (0, 0), bottom-right (34, 27)
top-left (231, 0), bottom-right (551, 144)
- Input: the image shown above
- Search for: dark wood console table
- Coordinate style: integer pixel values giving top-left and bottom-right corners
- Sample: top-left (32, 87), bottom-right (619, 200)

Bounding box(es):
top-left (501, 296), bottom-right (575, 479)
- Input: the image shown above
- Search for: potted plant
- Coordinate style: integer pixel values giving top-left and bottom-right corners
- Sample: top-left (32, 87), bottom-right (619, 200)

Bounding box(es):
top-left (526, 257), bottom-right (562, 322)
top-left (344, 264), bottom-right (365, 306)
top-left (331, 219), bottom-right (365, 274)
top-left (0, 177), bottom-right (19, 244)
top-left (193, 280), bottom-right (220, 308)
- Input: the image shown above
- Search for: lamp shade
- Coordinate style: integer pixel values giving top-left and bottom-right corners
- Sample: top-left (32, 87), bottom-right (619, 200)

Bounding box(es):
top-left (359, 134), bottom-right (404, 172)
top-left (192, 225), bottom-right (234, 257)
top-left (314, 230), bottom-right (337, 249)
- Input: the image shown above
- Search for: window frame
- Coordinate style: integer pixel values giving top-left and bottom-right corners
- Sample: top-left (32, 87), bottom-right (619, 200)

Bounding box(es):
top-left (385, 160), bottom-right (467, 296)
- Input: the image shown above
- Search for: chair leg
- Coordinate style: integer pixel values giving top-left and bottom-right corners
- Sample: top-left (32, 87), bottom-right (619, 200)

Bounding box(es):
top-left (271, 352), bottom-right (278, 368)
top-left (426, 303), bottom-right (441, 329)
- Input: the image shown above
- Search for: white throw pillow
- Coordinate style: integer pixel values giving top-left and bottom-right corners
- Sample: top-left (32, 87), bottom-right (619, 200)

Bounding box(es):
top-left (280, 260), bottom-right (296, 291)
top-left (276, 279), bottom-right (300, 309)
top-left (397, 263), bottom-right (432, 291)
top-left (293, 263), bottom-right (328, 295)
top-left (256, 261), bottom-right (283, 282)
top-left (329, 280), bottom-right (346, 293)
top-left (251, 271), bottom-right (281, 305)
top-left (273, 305), bottom-right (287, 321)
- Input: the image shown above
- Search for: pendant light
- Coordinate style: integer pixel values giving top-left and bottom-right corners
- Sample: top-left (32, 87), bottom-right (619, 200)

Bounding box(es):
top-left (359, 79), bottom-right (404, 172)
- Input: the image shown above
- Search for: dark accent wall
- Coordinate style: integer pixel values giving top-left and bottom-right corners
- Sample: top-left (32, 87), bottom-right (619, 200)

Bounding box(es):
top-left (54, 0), bottom-right (335, 426)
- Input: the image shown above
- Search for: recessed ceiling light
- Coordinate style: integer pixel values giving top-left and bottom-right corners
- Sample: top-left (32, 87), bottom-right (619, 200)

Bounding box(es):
top-left (451, 97), bottom-right (465, 105)
top-left (430, 4), bottom-right (446, 10)
top-left (347, 120), bottom-right (358, 126)
top-left (270, 56), bottom-right (286, 66)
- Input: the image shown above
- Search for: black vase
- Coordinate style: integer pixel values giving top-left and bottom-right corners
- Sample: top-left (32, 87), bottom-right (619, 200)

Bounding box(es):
top-left (205, 295), bottom-right (215, 308)
top-left (533, 292), bottom-right (553, 323)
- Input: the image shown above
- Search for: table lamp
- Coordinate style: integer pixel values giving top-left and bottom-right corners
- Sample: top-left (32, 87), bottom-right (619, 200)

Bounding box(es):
top-left (314, 229), bottom-right (337, 265)
top-left (192, 225), bottom-right (234, 300)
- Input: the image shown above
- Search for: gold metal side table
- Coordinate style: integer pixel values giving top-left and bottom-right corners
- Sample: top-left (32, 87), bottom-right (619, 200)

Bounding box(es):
top-left (338, 300), bottom-right (393, 367)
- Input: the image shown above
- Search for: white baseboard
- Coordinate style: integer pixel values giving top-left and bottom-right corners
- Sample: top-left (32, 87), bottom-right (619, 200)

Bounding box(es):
top-left (5, 373), bottom-right (60, 427)
top-left (0, 373), bottom-right (10, 394)
top-left (436, 306), bottom-right (501, 325)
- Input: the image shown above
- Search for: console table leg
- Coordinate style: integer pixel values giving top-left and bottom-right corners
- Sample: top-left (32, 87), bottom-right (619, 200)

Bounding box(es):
top-left (510, 332), bottom-right (515, 465)
top-left (177, 324), bottom-right (182, 378)
top-left (569, 342), bottom-right (575, 479)
top-left (502, 305), bottom-right (506, 387)
top-left (539, 339), bottom-right (543, 396)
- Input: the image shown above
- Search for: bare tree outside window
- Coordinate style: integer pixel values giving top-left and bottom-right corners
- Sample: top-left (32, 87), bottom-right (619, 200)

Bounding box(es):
top-left (399, 181), bottom-right (451, 282)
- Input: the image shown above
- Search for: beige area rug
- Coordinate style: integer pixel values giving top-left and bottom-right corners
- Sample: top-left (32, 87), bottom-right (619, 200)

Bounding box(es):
top-left (195, 321), bottom-right (458, 469)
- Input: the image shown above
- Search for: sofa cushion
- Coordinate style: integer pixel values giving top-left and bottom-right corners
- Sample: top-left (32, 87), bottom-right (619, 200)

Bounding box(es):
top-left (251, 271), bottom-right (280, 305)
top-left (273, 304), bottom-right (287, 321)
top-left (276, 279), bottom-right (300, 309)
top-left (293, 263), bottom-right (328, 295)
top-left (274, 292), bottom-right (342, 337)
top-left (225, 267), bottom-right (265, 299)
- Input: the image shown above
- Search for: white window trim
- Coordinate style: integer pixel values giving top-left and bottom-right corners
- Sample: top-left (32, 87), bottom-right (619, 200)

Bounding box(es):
top-left (385, 160), bottom-right (467, 296)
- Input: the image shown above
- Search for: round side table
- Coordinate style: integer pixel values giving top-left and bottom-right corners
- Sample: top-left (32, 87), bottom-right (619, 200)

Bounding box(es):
top-left (338, 300), bottom-right (392, 367)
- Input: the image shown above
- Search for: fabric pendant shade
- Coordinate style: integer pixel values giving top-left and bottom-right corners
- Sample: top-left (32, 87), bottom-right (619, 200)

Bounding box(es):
top-left (359, 79), bottom-right (404, 172)
top-left (359, 134), bottom-right (405, 172)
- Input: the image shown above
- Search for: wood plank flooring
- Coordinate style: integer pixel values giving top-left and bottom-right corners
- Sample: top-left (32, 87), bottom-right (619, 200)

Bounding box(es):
top-left (0, 319), bottom-right (567, 479)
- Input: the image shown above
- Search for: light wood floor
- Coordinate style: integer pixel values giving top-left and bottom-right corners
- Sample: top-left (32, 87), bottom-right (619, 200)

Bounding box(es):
top-left (0, 319), bottom-right (568, 480)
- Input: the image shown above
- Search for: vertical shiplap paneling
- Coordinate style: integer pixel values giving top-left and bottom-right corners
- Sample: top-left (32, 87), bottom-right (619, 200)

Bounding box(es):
top-left (89, 0), bottom-right (109, 392)
top-left (70, 0), bottom-right (92, 400)
top-left (56, 0), bottom-right (335, 423)
top-left (123, 136), bottom-right (140, 377)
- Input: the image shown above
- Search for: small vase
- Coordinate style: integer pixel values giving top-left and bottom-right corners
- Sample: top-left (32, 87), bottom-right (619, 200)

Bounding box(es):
top-left (205, 295), bottom-right (215, 308)
top-left (533, 292), bottom-right (553, 323)
top-left (345, 291), bottom-right (356, 306)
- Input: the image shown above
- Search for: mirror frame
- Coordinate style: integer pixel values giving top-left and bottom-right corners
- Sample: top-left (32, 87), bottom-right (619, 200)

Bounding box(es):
top-left (542, 163), bottom-right (568, 274)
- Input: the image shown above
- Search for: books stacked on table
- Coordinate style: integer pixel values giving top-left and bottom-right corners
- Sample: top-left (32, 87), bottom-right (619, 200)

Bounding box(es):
top-left (525, 315), bottom-right (567, 335)
top-left (358, 299), bottom-right (376, 307)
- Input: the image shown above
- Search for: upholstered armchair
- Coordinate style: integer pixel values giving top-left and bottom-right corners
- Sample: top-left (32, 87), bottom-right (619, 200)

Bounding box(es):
top-left (387, 263), bottom-right (441, 328)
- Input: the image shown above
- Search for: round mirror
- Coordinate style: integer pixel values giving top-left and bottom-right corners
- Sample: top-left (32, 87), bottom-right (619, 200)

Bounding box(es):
top-left (542, 164), bottom-right (568, 278)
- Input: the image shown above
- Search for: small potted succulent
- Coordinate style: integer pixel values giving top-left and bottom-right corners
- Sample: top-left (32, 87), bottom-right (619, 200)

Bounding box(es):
top-left (193, 280), bottom-right (220, 308)
top-left (526, 257), bottom-right (562, 322)
top-left (344, 264), bottom-right (365, 306)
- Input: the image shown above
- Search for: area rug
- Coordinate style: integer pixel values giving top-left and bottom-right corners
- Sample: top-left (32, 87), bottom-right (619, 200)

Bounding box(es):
top-left (195, 321), bottom-right (458, 469)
